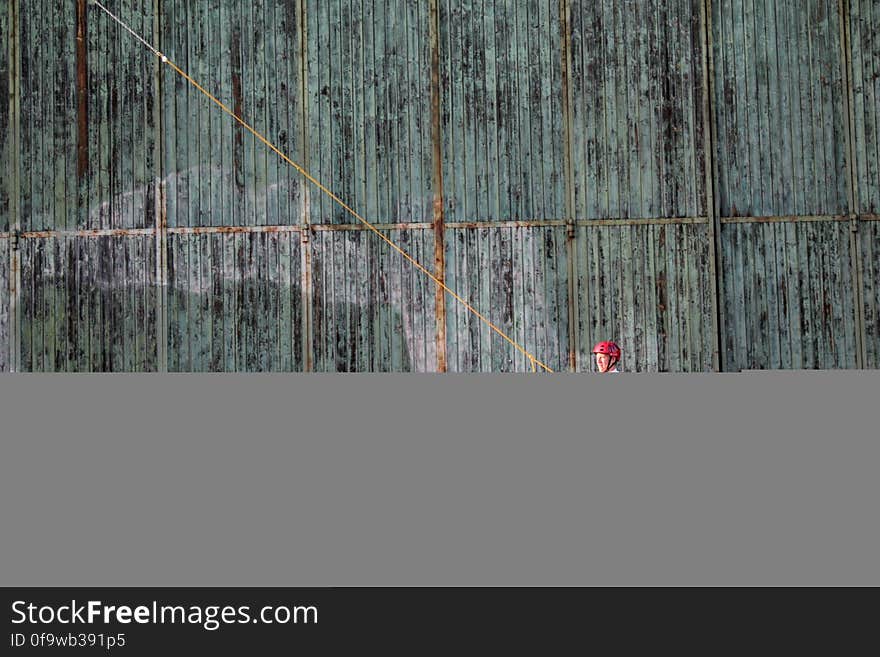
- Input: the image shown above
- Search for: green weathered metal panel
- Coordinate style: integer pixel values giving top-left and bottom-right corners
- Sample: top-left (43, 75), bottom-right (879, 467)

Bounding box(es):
top-left (575, 224), bottom-right (714, 372)
top-left (862, 221), bottom-right (880, 367)
top-left (438, 1), bottom-right (568, 372)
top-left (849, 0), bottom-right (879, 215)
top-left (445, 225), bottom-right (568, 372)
top-left (161, 0), bottom-right (308, 229)
top-left (721, 220), bottom-right (859, 369)
top-left (440, 0), bottom-right (566, 223)
top-left (0, 238), bottom-right (8, 371)
top-left (9, 0), bottom-right (880, 373)
top-left (569, 0), bottom-right (707, 219)
top-left (713, 0), bottom-right (860, 370)
top-left (19, 235), bottom-right (158, 371)
top-left (304, 1), bottom-right (437, 370)
top-left (166, 231), bottom-right (303, 371)
top-left (713, 0), bottom-right (849, 216)
top-left (311, 229), bottom-right (434, 371)
top-left (848, 0), bottom-right (880, 367)
top-left (567, 0), bottom-right (713, 372)
top-left (305, 0), bottom-right (433, 226)
top-left (16, 0), bottom-right (159, 232)
top-left (13, 0), bottom-right (160, 371)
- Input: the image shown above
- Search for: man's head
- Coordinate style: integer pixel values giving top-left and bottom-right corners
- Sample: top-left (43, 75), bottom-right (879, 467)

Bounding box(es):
top-left (591, 341), bottom-right (621, 373)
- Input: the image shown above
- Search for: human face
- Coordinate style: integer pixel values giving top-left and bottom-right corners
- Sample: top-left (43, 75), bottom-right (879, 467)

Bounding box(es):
top-left (595, 352), bottom-right (612, 373)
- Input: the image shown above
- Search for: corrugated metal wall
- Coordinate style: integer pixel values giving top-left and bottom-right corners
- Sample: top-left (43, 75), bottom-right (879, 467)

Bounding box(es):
top-left (2, 0), bottom-right (879, 371)
top-left (714, 0), bottom-right (849, 217)
top-left (440, 0), bottom-right (568, 371)
top-left (712, 0), bottom-right (862, 371)
top-left (569, 0), bottom-right (714, 371)
top-left (850, 0), bottom-right (880, 367)
top-left (20, 235), bottom-right (158, 371)
top-left (10, 0), bottom-right (161, 371)
top-left (306, 0), bottom-right (437, 371)
top-left (160, 0), bottom-right (309, 370)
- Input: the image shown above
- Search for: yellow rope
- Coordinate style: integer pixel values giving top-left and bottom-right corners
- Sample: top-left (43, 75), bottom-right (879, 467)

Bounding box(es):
top-left (93, 0), bottom-right (553, 373)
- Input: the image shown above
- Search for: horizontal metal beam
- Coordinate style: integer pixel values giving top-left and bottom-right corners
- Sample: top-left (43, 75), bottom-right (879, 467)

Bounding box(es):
top-left (720, 214), bottom-right (851, 224)
top-left (575, 217), bottom-right (708, 227)
top-left (6, 214), bottom-right (875, 241)
top-left (170, 225), bottom-right (302, 235)
top-left (16, 228), bottom-right (156, 239)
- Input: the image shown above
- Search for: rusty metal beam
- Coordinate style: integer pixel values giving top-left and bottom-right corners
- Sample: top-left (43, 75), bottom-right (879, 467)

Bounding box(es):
top-left (76, 0), bottom-right (89, 180)
top-left (720, 214), bottom-right (852, 224)
top-left (311, 222), bottom-right (432, 231)
top-left (429, 0), bottom-right (447, 373)
top-left (20, 228), bottom-right (156, 239)
top-left (12, 212), bottom-right (872, 242)
top-left (170, 225), bottom-right (302, 235)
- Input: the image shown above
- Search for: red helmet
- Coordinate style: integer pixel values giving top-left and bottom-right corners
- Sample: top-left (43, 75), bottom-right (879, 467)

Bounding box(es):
top-left (591, 341), bottom-right (621, 363)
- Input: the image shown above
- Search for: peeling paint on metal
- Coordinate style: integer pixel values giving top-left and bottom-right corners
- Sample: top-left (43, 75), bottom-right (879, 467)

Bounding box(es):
top-left (5, 0), bottom-right (880, 372)
top-left (0, 238), bottom-right (8, 371)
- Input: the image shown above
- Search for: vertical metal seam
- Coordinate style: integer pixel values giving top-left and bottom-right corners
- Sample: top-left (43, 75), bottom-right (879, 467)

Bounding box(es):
top-left (701, 0), bottom-right (724, 371)
top-left (428, 0), bottom-right (447, 372)
top-left (837, 0), bottom-right (866, 368)
top-left (560, 0), bottom-right (578, 372)
top-left (8, 0), bottom-right (20, 372)
top-left (298, 0), bottom-right (313, 372)
top-left (154, 0), bottom-right (167, 372)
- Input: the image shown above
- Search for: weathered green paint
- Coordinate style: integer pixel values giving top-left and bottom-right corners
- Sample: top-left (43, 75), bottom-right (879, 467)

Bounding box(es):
top-left (862, 221), bottom-right (880, 367)
top-left (19, 236), bottom-right (158, 372)
top-left (713, 0), bottom-right (849, 216)
top-left (0, 238), bottom-right (8, 371)
top-left (4, 0), bottom-right (880, 372)
top-left (575, 224), bottom-right (714, 372)
top-left (161, 0), bottom-right (308, 229)
top-left (166, 231), bottom-right (303, 371)
top-left (439, 1), bottom-right (567, 371)
top-left (849, 0), bottom-right (879, 215)
top-left (713, 0), bottom-right (867, 370)
top-left (848, 0), bottom-right (880, 366)
top-left (445, 225), bottom-right (568, 372)
top-left (721, 220), bottom-right (859, 369)
top-left (569, 0), bottom-right (706, 220)
top-left (305, 0), bottom-right (432, 227)
top-left (440, 0), bottom-right (566, 223)
top-left (312, 229), bottom-right (433, 371)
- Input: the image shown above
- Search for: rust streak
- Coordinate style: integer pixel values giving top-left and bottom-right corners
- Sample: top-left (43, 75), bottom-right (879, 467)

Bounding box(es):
top-left (429, 0), bottom-right (447, 372)
top-left (76, 0), bottom-right (89, 179)
top-left (170, 225), bottom-right (301, 235)
top-left (447, 220), bottom-right (567, 229)
top-left (311, 222), bottom-right (432, 232)
top-left (720, 215), bottom-right (850, 224)
top-left (20, 228), bottom-right (155, 239)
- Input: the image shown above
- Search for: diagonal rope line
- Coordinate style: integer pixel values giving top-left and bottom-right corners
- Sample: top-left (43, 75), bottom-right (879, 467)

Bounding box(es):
top-left (91, 0), bottom-right (553, 373)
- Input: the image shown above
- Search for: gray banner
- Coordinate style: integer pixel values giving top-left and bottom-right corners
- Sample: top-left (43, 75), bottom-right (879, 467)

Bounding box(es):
top-left (0, 373), bottom-right (877, 586)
